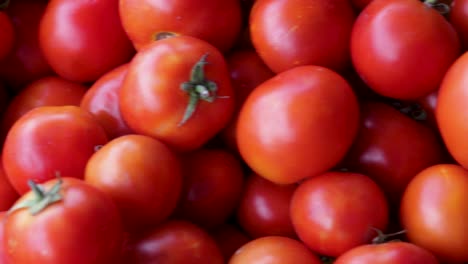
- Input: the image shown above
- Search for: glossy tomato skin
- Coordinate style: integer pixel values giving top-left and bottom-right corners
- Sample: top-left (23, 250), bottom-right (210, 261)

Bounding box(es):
top-left (290, 171), bottom-right (389, 257)
top-left (80, 64), bottom-right (133, 139)
top-left (351, 0), bottom-right (460, 99)
top-left (229, 236), bottom-right (322, 264)
top-left (119, 36), bottom-right (235, 152)
top-left (236, 65), bottom-right (359, 184)
top-left (401, 164), bottom-right (468, 263)
top-left (450, 0), bottom-right (468, 50)
top-left (334, 242), bottom-right (440, 264)
top-left (250, 0), bottom-right (356, 73)
top-left (39, 0), bottom-right (134, 83)
top-left (119, 0), bottom-right (242, 53)
top-left (3, 177), bottom-right (124, 264)
top-left (236, 173), bottom-right (297, 238)
top-left (437, 52), bottom-right (468, 168)
top-left (0, 12), bottom-right (14, 60)
top-left (3, 106), bottom-right (109, 194)
top-left (0, 159), bottom-right (19, 211)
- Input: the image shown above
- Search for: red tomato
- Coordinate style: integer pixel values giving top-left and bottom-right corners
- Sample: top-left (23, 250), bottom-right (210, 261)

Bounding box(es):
top-left (450, 0), bottom-right (468, 50)
top-left (125, 220), bottom-right (224, 264)
top-left (0, 158), bottom-right (19, 211)
top-left (119, 0), bottom-right (242, 53)
top-left (1, 76), bottom-right (88, 138)
top-left (236, 173), bottom-right (297, 238)
top-left (2, 106), bottom-right (109, 194)
top-left (0, 0), bottom-right (53, 89)
top-left (415, 90), bottom-right (439, 131)
top-left (3, 177), bottom-right (123, 264)
top-left (437, 52), bottom-right (468, 168)
top-left (174, 148), bottom-right (244, 230)
top-left (334, 242), bottom-right (440, 264)
top-left (250, 0), bottom-right (356, 73)
top-left (211, 224), bottom-right (251, 262)
top-left (39, 0), bottom-right (134, 83)
top-left (401, 164), bottom-right (468, 263)
top-left (342, 101), bottom-right (444, 206)
top-left (351, 0), bottom-right (460, 99)
top-left (290, 171), bottom-right (389, 257)
top-left (236, 65), bottom-right (359, 184)
top-left (85, 134), bottom-right (182, 232)
top-left (80, 64), bottom-right (133, 139)
top-left (0, 11), bottom-right (14, 60)
top-left (0, 211), bottom-right (7, 263)
top-left (119, 36), bottom-right (235, 152)
top-left (228, 236), bottom-right (322, 264)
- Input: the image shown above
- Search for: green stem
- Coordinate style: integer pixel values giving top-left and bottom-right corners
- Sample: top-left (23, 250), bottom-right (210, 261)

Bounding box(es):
top-left (371, 227), bottom-right (407, 244)
top-left (423, 0), bottom-right (450, 15)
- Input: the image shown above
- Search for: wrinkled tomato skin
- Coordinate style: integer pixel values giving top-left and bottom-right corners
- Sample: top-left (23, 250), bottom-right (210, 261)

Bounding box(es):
top-left (401, 164), bottom-right (468, 263)
top-left (2, 106), bottom-right (109, 194)
top-left (39, 0), bottom-right (134, 83)
top-left (250, 0), bottom-right (356, 73)
top-left (0, 159), bottom-right (19, 211)
top-left (119, 36), bottom-right (235, 152)
top-left (450, 0), bottom-right (468, 50)
top-left (119, 0), bottom-right (242, 53)
top-left (290, 171), bottom-right (389, 257)
top-left (211, 224), bottom-right (251, 262)
top-left (236, 65), bottom-right (359, 184)
top-left (80, 64), bottom-right (133, 139)
top-left (0, 12), bottom-right (14, 60)
top-left (228, 236), bottom-right (322, 264)
top-left (351, 0), bottom-right (460, 99)
top-left (334, 242), bottom-right (440, 264)
top-left (236, 173), bottom-right (297, 238)
top-left (3, 177), bottom-right (124, 264)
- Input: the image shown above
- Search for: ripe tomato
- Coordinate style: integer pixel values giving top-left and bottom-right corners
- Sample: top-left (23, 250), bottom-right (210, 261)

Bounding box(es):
top-left (0, 11), bottom-right (14, 60)
top-left (351, 0), bottom-right (460, 99)
top-left (80, 64), bottom-right (134, 139)
top-left (290, 171), bottom-right (389, 257)
top-left (236, 65), bottom-right (359, 184)
top-left (401, 164), bottom-right (468, 263)
top-left (3, 106), bottom-right (109, 194)
top-left (229, 236), bottom-right (322, 264)
top-left (119, 36), bottom-right (235, 152)
top-left (450, 0), bottom-right (468, 50)
top-left (437, 52), bottom-right (468, 168)
top-left (211, 224), bottom-right (251, 262)
top-left (119, 0), bottom-right (242, 53)
top-left (236, 173), bottom-right (297, 238)
top-left (0, 211), bottom-right (7, 263)
top-left (334, 241), bottom-right (439, 264)
top-left (3, 177), bottom-right (123, 264)
top-left (415, 90), bottom-right (439, 131)
top-left (250, 0), bottom-right (356, 73)
top-left (39, 0), bottom-right (134, 83)
top-left (0, 158), bottom-right (19, 211)
top-left (174, 148), bottom-right (244, 230)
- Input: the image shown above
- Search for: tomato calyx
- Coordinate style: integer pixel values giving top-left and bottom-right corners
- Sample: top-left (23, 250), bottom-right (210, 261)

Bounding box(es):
top-left (0, 0), bottom-right (10, 9)
top-left (8, 178), bottom-right (63, 216)
top-left (178, 53), bottom-right (227, 126)
top-left (423, 0), bottom-right (450, 15)
top-left (371, 227), bottom-right (407, 244)
top-left (154, 31), bottom-right (177, 41)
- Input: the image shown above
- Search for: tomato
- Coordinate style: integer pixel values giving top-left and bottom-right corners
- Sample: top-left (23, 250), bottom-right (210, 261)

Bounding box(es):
top-left (342, 101), bottom-right (444, 207)
top-left (0, 158), bottom-right (18, 211)
top-left (400, 164), bottom-right (468, 263)
top-left (39, 0), bottom-right (134, 83)
top-left (334, 241), bottom-right (440, 264)
top-left (2, 177), bottom-right (123, 263)
top-left (2, 105), bottom-right (109, 194)
top-left (350, 0), bottom-right (460, 99)
top-left (80, 64), bottom-right (133, 139)
top-left (290, 171), bottom-right (389, 257)
top-left (236, 65), bottom-right (359, 184)
top-left (0, 211), bottom-right (7, 263)
top-left (119, 0), bottom-right (242, 53)
top-left (450, 0), bottom-right (468, 50)
top-left (1, 76), bottom-right (88, 139)
top-left (85, 134), bottom-right (182, 232)
top-left (437, 52), bottom-right (468, 168)
top-left (211, 224), bottom-right (251, 262)
top-left (415, 90), bottom-right (439, 131)
top-left (119, 36), bottom-right (235, 152)
top-left (236, 173), bottom-right (296, 238)
top-left (0, 0), bottom-right (53, 90)
top-left (124, 220), bottom-right (224, 264)
top-left (174, 148), bottom-right (244, 230)
top-left (228, 236), bottom-right (322, 264)
top-left (0, 11), bottom-right (14, 60)
top-left (249, 0), bottom-right (356, 73)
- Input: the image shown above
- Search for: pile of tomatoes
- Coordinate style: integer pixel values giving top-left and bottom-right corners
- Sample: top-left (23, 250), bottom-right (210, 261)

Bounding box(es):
top-left (1, 0), bottom-right (468, 263)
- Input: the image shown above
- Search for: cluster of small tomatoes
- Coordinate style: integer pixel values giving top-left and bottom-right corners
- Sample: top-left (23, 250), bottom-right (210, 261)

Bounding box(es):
top-left (0, 0), bottom-right (468, 263)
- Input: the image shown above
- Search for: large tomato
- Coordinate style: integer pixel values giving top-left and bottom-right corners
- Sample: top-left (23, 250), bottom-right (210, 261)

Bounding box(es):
top-left (0, 10), bottom-right (14, 60)
top-left (2, 177), bottom-right (123, 264)
top-left (118, 0), bottom-right (242, 53)
top-left (39, 0), bottom-right (134, 83)
top-left (351, 0), bottom-right (460, 99)
top-left (236, 65), bottom-right (359, 184)
top-left (250, 0), bottom-right (356, 73)
top-left (119, 36), bottom-right (235, 152)
top-left (400, 164), bottom-right (468, 263)
top-left (2, 106), bottom-right (109, 194)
